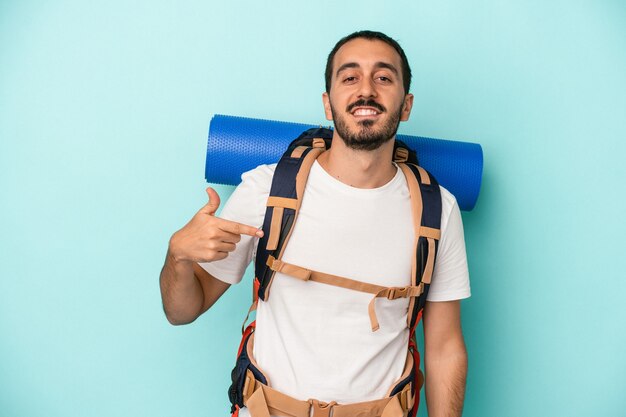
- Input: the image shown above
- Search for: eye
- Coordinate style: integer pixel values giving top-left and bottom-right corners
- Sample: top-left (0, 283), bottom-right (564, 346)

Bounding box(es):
top-left (343, 76), bottom-right (357, 83)
top-left (376, 75), bottom-right (392, 83)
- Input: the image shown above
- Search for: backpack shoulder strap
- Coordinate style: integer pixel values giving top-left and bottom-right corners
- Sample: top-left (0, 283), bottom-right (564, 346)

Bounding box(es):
top-left (398, 163), bottom-right (443, 331)
top-left (254, 136), bottom-right (328, 301)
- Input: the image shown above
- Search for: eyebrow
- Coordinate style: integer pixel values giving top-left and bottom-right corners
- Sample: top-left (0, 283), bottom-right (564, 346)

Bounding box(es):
top-left (335, 61), bottom-right (399, 77)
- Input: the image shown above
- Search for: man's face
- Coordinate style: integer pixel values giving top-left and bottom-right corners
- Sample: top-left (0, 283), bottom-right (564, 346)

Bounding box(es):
top-left (323, 38), bottom-right (414, 151)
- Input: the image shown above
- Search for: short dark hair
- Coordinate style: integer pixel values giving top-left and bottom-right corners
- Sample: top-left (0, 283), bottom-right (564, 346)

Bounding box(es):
top-left (324, 30), bottom-right (412, 94)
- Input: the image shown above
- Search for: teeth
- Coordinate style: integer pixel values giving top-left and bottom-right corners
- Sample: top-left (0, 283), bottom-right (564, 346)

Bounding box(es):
top-left (353, 108), bottom-right (378, 116)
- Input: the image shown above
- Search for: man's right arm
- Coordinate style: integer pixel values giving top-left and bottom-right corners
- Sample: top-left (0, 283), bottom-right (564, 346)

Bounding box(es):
top-left (159, 187), bottom-right (263, 325)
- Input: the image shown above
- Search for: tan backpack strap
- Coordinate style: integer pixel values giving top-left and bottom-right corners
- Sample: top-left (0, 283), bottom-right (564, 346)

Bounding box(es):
top-left (267, 196), bottom-right (298, 209)
top-left (243, 347), bottom-right (413, 416)
top-left (422, 238), bottom-right (437, 285)
top-left (418, 226), bottom-right (440, 285)
top-left (398, 163), bottom-right (423, 327)
top-left (290, 145), bottom-right (309, 158)
top-left (295, 147), bottom-right (324, 203)
top-left (246, 384), bottom-right (272, 417)
top-left (263, 146), bottom-right (325, 299)
top-left (265, 197), bottom-right (298, 251)
top-left (312, 138), bottom-right (327, 148)
top-left (245, 370), bottom-right (410, 417)
top-left (419, 226), bottom-right (441, 240)
top-left (267, 256), bottom-right (388, 293)
top-left (381, 396), bottom-right (405, 417)
top-left (267, 256), bottom-right (425, 332)
top-left (368, 284), bottom-right (424, 331)
top-left (240, 299), bottom-right (258, 334)
top-left (393, 147), bottom-right (409, 163)
top-left (415, 165), bottom-right (431, 185)
top-left (244, 371), bottom-right (312, 417)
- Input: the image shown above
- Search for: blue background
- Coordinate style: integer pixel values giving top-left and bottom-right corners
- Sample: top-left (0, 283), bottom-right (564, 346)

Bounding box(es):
top-left (1, 1), bottom-right (625, 416)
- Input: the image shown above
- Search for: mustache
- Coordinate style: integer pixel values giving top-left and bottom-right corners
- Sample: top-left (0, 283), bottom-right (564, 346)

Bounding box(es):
top-left (346, 99), bottom-right (386, 113)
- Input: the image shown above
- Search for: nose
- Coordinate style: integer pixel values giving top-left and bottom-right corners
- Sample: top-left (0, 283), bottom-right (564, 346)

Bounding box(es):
top-left (357, 77), bottom-right (377, 99)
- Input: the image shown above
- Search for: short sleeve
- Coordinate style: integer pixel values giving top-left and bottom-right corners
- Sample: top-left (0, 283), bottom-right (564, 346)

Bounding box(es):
top-left (426, 187), bottom-right (471, 301)
top-left (198, 164), bottom-right (276, 284)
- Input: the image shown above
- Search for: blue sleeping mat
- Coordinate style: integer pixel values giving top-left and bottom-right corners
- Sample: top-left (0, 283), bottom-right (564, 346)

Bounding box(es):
top-left (205, 114), bottom-right (483, 211)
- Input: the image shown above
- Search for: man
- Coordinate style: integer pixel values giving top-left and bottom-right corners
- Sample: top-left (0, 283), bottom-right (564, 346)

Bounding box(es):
top-left (160, 31), bottom-right (470, 417)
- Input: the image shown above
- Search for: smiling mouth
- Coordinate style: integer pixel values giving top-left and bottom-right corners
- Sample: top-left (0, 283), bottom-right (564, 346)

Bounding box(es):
top-left (351, 107), bottom-right (381, 118)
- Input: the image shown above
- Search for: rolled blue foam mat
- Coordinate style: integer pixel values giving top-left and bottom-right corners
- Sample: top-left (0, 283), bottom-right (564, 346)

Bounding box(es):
top-left (206, 114), bottom-right (483, 211)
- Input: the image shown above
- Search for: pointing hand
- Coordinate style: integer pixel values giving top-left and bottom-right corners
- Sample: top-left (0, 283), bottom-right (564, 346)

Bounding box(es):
top-left (169, 187), bottom-right (263, 263)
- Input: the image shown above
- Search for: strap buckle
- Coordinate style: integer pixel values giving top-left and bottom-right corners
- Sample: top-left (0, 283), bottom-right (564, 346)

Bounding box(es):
top-left (387, 287), bottom-right (408, 300)
top-left (308, 399), bottom-right (336, 417)
top-left (242, 369), bottom-right (257, 402)
top-left (266, 255), bottom-right (278, 271)
top-left (388, 284), bottom-right (424, 300)
top-left (399, 383), bottom-right (414, 411)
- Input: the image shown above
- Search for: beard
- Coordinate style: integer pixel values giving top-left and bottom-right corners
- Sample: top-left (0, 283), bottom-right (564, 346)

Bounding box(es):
top-left (330, 98), bottom-right (403, 151)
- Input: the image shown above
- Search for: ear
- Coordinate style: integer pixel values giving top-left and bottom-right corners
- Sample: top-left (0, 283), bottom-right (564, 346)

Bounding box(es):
top-left (322, 92), bottom-right (333, 121)
top-left (400, 93), bottom-right (414, 121)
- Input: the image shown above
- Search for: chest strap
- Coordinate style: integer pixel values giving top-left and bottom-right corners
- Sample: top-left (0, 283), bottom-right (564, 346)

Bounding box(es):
top-left (267, 256), bottom-right (424, 332)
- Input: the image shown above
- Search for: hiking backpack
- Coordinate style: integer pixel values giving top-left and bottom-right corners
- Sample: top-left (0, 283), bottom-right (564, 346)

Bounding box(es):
top-left (228, 127), bottom-right (442, 417)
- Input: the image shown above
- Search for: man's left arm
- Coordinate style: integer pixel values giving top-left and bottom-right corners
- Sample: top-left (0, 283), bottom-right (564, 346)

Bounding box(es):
top-left (422, 300), bottom-right (468, 417)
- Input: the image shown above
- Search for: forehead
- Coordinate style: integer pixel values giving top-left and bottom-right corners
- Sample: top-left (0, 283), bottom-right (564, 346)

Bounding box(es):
top-left (333, 38), bottom-right (403, 73)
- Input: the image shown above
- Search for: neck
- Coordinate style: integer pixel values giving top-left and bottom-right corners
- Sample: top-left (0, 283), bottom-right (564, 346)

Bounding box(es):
top-left (317, 133), bottom-right (397, 189)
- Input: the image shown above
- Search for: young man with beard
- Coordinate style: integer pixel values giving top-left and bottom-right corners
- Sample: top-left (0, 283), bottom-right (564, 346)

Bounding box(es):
top-left (160, 31), bottom-right (470, 417)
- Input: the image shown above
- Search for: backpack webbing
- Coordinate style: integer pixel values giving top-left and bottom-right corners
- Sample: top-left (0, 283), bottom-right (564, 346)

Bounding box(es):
top-left (253, 137), bottom-right (442, 330)
top-left (254, 143), bottom-right (325, 301)
top-left (231, 129), bottom-right (442, 416)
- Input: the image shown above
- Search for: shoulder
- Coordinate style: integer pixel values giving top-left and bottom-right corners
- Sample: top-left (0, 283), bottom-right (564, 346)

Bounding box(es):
top-left (218, 163), bottom-right (277, 223)
top-left (427, 184), bottom-right (471, 301)
top-left (227, 163), bottom-right (277, 202)
top-left (438, 185), bottom-right (459, 225)
top-left (436, 185), bottom-right (464, 244)
top-left (239, 163), bottom-right (277, 189)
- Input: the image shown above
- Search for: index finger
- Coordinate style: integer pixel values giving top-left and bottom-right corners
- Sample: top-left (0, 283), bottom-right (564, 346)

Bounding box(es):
top-left (216, 218), bottom-right (264, 238)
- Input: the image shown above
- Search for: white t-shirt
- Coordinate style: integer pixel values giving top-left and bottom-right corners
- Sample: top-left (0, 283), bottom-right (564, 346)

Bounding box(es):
top-left (200, 161), bottom-right (470, 415)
